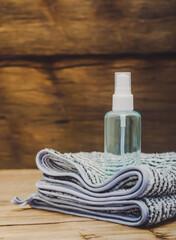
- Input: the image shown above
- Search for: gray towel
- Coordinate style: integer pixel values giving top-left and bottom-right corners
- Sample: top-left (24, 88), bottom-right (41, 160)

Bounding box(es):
top-left (12, 149), bottom-right (176, 227)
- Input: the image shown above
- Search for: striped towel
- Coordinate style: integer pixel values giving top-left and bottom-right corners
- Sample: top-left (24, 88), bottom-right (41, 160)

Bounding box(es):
top-left (12, 149), bottom-right (176, 227)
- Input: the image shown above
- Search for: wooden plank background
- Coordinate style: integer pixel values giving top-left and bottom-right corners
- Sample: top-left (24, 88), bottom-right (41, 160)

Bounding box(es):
top-left (0, 0), bottom-right (176, 168)
top-left (0, 0), bottom-right (176, 55)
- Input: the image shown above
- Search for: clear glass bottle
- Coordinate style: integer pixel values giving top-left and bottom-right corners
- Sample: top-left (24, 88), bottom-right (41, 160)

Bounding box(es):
top-left (104, 73), bottom-right (141, 177)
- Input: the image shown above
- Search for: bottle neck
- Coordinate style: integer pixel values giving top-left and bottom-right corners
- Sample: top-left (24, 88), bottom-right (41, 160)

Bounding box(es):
top-left (112, 94), bottom-right (134, 111)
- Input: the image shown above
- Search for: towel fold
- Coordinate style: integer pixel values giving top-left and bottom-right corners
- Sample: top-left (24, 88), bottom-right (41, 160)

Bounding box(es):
top-left (12, 149), bottom-right (176, 226)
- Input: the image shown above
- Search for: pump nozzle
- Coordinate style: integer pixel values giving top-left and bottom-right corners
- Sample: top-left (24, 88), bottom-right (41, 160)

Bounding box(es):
top-left (113, 72), bottom-right (133, 111)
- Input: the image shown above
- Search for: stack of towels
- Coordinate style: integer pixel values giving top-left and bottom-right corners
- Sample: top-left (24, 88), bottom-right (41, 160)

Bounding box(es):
top-left (12, 149), bottom-right (176, 227)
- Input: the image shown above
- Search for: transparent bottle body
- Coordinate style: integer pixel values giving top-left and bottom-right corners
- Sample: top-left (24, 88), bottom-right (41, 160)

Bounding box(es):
top-left (104, 111), bottom-right (141, 177)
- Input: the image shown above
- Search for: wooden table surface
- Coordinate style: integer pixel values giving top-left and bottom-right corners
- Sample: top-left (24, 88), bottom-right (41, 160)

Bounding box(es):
top-left (0, 170), bottom-right (176, 240)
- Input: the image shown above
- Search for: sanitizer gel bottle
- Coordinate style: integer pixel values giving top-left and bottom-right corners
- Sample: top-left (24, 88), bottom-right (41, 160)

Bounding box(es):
top-left (104, 72), bottom-right (141, 176)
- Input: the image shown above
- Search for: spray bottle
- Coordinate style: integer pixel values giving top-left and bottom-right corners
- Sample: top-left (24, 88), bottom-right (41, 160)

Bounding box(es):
top-left (104, 72), bottom-right (141, 177)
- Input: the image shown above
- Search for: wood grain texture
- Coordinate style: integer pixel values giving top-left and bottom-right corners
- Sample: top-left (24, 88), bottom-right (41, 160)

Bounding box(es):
top-left (0, 170), bottom-right (175, 240)
top-left (0, 57), bottom-right (175, 168)
top-left (0, 0), bottom-right (176, 55)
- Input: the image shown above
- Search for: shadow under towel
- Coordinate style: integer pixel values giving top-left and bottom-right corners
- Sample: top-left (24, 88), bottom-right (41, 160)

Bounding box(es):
top-left (12, 149), bottom-right (176, 227)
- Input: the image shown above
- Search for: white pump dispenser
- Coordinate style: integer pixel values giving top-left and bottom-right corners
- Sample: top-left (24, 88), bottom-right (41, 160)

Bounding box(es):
top-left (113, 72), bottom-right (133, 111)
top-left (104, 72), bottom-right (141, 178)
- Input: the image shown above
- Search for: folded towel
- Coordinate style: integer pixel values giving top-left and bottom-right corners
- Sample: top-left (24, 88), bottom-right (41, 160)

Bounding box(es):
top-left (12, 149), bottom-right (176, 227)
